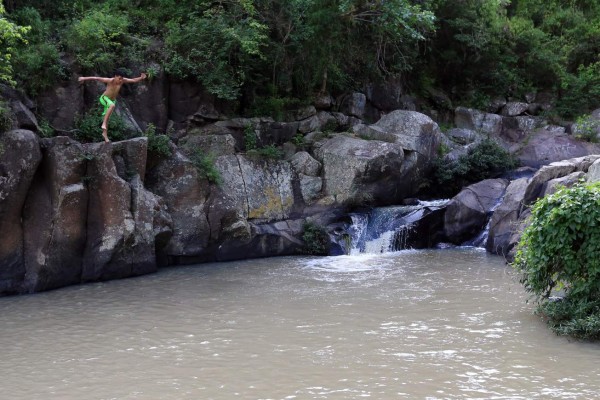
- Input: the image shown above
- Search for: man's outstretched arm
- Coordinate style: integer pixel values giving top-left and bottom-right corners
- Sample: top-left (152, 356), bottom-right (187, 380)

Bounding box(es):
top-left (78, 76), bottom-right (112, 83)
top-left (123, 73), bottom-right (147, 84)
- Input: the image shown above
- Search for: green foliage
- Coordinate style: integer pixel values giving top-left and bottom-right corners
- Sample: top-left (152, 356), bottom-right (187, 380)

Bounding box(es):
top-left (248, 144), bottom-right (284, 160)
top-left (301, 222), bottom-right (330, 256)
top-left (144, 123), bottom-right (172, 157)
top-left (292, 133), bottom-right (304, 147)
top-left (38, 118), bottom-right (54, 138)
top-left (556, 62), bottom-right (600, 118)
top-left (244, 125), bottom-right (258, 151)
top-left (432, 138), bottom-right (517, 196)
top-left (164, 2), bottom-right (268, 100)
top-left (74, 108), bottom-right (131, 143)
top-left (573, 114), bottom-right (600, 143)
top-left (191, 150), bottom-right (222, 185)
top-left (513, 182), bottom-right (600, 340)
top-left (66, 9), bottom-right (129, 73)
top-left (0, 99), bottom-right (12, 132)
top-left (0, 3), bottom-right (30, 86)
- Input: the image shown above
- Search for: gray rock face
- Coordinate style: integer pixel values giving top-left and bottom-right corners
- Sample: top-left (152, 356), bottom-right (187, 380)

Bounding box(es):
top-left (9, 100), bottom-right (39, 131)
top-left (146, 149), bottom-right (211, 260)
top-left (485, 177), bottom-right (529, 256)
top-left (517, 128), bottom-right (600, 168)
top-left (444, 179), bottom-right (508, 244)
top-left (365, 81), bottom-right (404, 111)
top-left (339, 92), bottom-right (367, 119)
top-left (587, 159), bottom-right (600, 183)
top-left (501, 116), bottom-right (545, 142)
top-left (168, 81), bottom-right (215, 124)
top-left (0, 130), bottom-right (42, 294)
top-left (23, 137), bottom-right (88, 292)
top-left (455, 107), bottom-right (503, 137)
top-left (314, 135), bottom-right (405, 204)
top-left (38, 79), bottom-right (84, 131)
top-left (179, 134), bottom-right (236, 158)
top-left (502, 102), bottom-right (529, 116)
top-left (371, 110), bottom-right (442, 158)
top-left (214, 155), bottom-right (295, 221)
top-left (542, 171), bottom-right (585, 197)
top-left (125, 64), bottom-right (169, 131)
top-left (290, 151), bottom-right (322, 176)
top-left (298, 112), bottom-right (339, 134)
top-left (446, 128), bottom-right (480, 145)
top-left (81, 139), bottom-right (167, 281)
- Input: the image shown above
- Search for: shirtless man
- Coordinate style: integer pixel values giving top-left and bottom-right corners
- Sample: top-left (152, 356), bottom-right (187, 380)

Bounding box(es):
top-left (78, 69), bottom-right (147, 142)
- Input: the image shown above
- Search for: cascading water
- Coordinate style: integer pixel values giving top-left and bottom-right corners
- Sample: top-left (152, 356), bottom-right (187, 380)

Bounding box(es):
top-left (347, 200), bottom-right (449, 254)
top-left (461, 196), bottom-right (505, 248)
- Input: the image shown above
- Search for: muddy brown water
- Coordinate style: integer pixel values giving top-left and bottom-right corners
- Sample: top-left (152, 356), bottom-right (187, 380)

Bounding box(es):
top-left (1, 248), bottom-right (599, 399)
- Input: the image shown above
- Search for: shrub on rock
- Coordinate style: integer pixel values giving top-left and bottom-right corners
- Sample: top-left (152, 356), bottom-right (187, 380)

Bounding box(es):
top-left (513, 182), bottom-right (600, 340)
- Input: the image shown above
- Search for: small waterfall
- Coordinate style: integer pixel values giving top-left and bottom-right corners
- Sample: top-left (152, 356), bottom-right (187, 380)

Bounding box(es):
top-left (347, 200), bottom-right (448, 254)
top-left (462, 196), bottom-right (504, 248)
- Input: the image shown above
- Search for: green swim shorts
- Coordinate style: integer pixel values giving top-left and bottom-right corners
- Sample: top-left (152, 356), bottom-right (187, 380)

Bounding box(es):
top-left (99, 95), bottom-right (116, 116)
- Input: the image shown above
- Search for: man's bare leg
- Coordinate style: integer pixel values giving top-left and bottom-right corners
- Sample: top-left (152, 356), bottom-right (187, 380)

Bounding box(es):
top-left (101, 104), bottom-right (115, 143)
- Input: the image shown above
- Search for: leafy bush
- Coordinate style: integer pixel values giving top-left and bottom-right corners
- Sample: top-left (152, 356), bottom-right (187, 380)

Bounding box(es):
top-left (302, 222), bottom-right (330, 256)
top-left (191, 150), bottom-right (222, 185)
top-left (0, 4), bottom-right (29, 86)
top-left (247, 144), bottom-right (284, 160)
top-left (74, 108), bottom-right (131, 143)
top-left (144, 123), bottom-right (171, 157)
top-left (573, 114), bottom-right (600, 143)
top-left (244, 125), bottom-right (258, 151)
top-left (432, 138), bottom-right (517, 196)
top-left (513, 182), bottom-right (600, 340)
top-left (66, 10), bottom-right (129, 73)
top-left (38, 118), bottom-right (54, 138)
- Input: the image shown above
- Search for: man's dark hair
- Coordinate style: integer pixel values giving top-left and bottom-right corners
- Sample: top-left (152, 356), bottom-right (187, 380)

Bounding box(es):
top-left (114, 67), bottom-right (130, 78)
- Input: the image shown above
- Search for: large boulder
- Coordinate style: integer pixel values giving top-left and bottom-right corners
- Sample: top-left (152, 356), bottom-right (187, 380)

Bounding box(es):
top-left (214, 219), bottom-right (305, 261)
top-left (146, 148), bottom-right (211, 263)
top-left (313, 135), bottom-right (405, 204)
top-left (289, 151), bottom-right (321, 176)
top-left (38, 78), bottom-right (84, 131)
top-left (22, 137), bottom-right (88, 292)
top-left (521, 156), bottom-right (600, 205)
top-left (517, 128), bottom-right (600, 168)
top-left (124, 64), bottom-right (169, 131)
top-left (485, 177), bottom-right (529, 257)
top-left (365, 81), bottom-right (404, 111)
top-left (81, 139), bottom-right (166, 281)
top-left (370, 110), bottom-right (442, 159)
top-left (168, 80), bottom-right (215, 124)
top-left (0, 130), bottom-right (42, 294)
top-left (587, 158), bottom-right (600, 183)
top-left (455, 107), bottom-right (503, 137)
top-left (444, 178), bottom-right (508, 244)
top-left (214, 155), bottom-right (295, 221)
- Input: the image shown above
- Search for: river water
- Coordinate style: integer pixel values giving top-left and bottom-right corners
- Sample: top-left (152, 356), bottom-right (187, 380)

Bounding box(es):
top-left (1, 248), bottom-right (599, 399)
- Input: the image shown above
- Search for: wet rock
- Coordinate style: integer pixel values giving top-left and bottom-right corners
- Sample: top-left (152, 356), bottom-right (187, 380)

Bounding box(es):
top-left (486, 177), bottom-right (529, 257)
top-left (444, 179), bottom-right (508, 244)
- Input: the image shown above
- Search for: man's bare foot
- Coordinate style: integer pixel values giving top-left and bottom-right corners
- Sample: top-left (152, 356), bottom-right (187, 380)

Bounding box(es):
top-left (102, 129), bottom-right (110, 143)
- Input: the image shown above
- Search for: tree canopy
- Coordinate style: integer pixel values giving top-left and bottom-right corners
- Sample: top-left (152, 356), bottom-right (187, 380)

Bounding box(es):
top-left (3, 0), bottom-right (600, 117)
